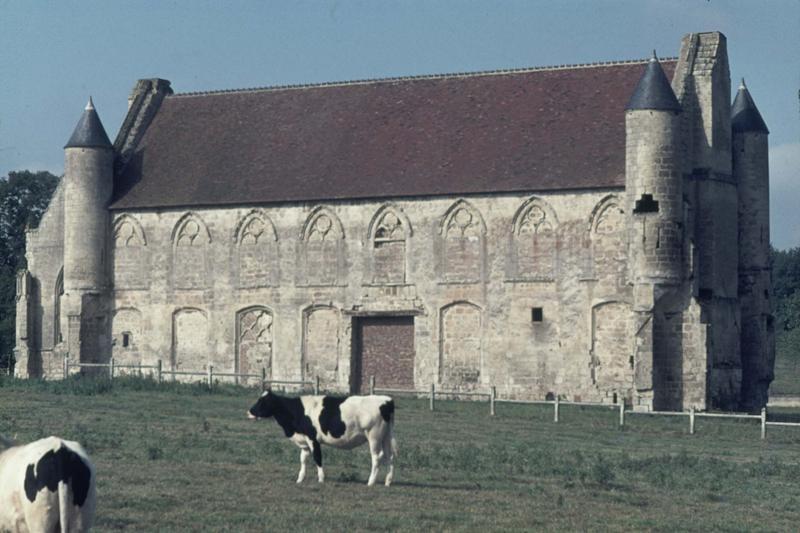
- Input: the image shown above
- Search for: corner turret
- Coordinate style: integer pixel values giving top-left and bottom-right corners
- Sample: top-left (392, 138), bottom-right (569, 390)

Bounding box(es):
top-left (62, 97), bottom-right (114, 367)
top-left (733, 80), bottom-right (774, 410)
top-left (625, 54), bottom-right (683, 284)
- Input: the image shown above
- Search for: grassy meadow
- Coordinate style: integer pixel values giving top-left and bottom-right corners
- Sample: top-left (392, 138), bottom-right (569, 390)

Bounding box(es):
top-left (1, 376), bottom-right (800, 532)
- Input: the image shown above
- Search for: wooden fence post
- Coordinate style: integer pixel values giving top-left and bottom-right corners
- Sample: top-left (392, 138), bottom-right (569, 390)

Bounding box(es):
top-left (619, 402), bottom-right (625, 429)
top-left (490, 386), bottom-right (496, 416)
top-left (689, 407), bottom-right (695, 435)
top-left (761, 407), bottom-right (767, 440)
top-left (138, 362), bottom-right (142, 378)
top-left (430, 383), bottom-right (435, 411)
top-left (156, 359), bottom-right (162, 384)
top-left (63, 355), bottom-right (69, 379)
top-left (554, 396), bottom-right (560, 423)
top-left (109, 357), bottom-right (115, 380)
top-left (314, 376), bottom-right (320, 395)
top-left (208, 365), bottom-right (214, 389)
top-left (369, 375), bottom-right (375, 395)
top-left (261, 367), bottom-right (267, 391)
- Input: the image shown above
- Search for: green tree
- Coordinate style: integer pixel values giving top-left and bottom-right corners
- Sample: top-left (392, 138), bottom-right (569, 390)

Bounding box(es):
top-left (0, 170), bottom-right (60, 369)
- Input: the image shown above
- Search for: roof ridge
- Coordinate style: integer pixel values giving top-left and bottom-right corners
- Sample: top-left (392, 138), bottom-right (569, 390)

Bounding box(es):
top-left (171, 56), bottom-right (679, 98)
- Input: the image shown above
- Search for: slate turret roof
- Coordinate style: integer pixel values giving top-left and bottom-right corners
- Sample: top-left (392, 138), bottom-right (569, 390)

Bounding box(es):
top-left (625, 52), bottom-right (681, 112)
top-left (111, 59), bottom-right (676, 209)
top-left (731, 79), bottom-right (769, 134)
top-left (65, 97), bottom-right (113, 149)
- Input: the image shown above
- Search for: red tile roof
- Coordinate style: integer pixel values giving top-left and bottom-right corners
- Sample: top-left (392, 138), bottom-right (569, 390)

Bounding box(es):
top-left (111, 60), bottom-right (676, 209)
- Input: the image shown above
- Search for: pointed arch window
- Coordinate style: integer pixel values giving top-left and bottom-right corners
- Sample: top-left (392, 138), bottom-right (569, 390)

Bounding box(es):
top-left (589, 197), bottom-right (626, 286)
top-left (369, 206), bottom-right (410, 284)
top-left (512, 198), bottom-right (558, 281)
top-left (301, 207), bottom-right (344, 286)
top-left (172, 213), bottom-right (211, 289)
top-left (235, 211), bottom-right (278, 288)
top-left (112, 215), bottom-right (148, 289)
top-left (441, 201), bottom-right (485, 283)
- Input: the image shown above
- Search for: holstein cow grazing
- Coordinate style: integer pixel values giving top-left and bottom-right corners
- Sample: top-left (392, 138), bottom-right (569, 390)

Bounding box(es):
top-left (248, 391), bottom-right (397, 486)
top-left (0, 435), bottom-right (96, 533)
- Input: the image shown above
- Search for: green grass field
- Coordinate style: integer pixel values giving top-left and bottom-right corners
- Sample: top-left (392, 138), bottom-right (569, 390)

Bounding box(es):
top-left (1, 377), bottom-right (800, 532)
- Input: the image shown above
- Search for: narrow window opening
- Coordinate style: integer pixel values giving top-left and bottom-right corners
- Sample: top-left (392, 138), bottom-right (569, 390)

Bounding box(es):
top-left (764, 290), bottom-right (769, 300)
top-left (612, 392), bottom-right (618, 404)
top-left (531, 307), bottom-right (544, 322)
top-left (633, 194), bottom-right (659, 214)
top-left (122, 332), bottom-right (131, 348)
top-left (699, 288), bottom-right (713, 299)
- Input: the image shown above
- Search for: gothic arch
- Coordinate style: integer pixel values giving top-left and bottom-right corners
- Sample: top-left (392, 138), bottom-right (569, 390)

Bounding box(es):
top-left (439, 199), bottom-right (487, 236)
top-left (300, 207), bottom-right (345, 286)
top-left (512, 196), bottom-right (559, 235)
top-left (300, 206), bottom-right (345, 241)
top-left (171, 307), bottom-right (208, 370)
top-left (233, 210), bottom-right (279, 288)
top-left (589, 300), bottom-right (634, 393)
top-left (113, 214), bottom-right (148, 289)
top-left (439, 200), bottom-right (486, 283)
top-left (587, 195), bottom-right (626, 284)
top-left (367, 204), bottom-right (412, 284)
top-left (510, 197), bottom-right (558, 280)
top-left (236, 305), bottom-right (275, 383)
top-left (113, 214), bottom-right (147, 247)
top-left (233, 209), bottom-right (278, 244)
top-left (439, 301), bottom-right (483, 388)
top-left (172, 213), bottom-right (211, 289)
top-left (171, 212), bottom-right (212, 246)
top-left (301, 304), bottom-right (341, 385)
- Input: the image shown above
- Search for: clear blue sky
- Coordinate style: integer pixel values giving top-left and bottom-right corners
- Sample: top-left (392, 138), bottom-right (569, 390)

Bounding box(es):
top-left (1, 0), bottom-right (798, 248)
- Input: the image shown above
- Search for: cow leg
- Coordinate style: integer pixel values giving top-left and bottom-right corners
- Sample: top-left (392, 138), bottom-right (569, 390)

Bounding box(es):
top-left (311, 440), bottom-right (324, 483)
top-left (382, 430), bottom-right (395, 486)
top-left (297, 447), bottom-right (310, 483)
top-left (366, 435), bottom-right (383, 487)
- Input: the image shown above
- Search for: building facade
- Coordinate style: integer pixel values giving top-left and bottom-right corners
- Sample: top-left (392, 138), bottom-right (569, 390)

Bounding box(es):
top-left (14, 32), bottom-right (774, 411)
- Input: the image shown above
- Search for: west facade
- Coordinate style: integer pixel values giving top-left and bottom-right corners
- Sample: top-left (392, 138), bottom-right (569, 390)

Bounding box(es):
top-left (14, 32), bottom-right (775, 411)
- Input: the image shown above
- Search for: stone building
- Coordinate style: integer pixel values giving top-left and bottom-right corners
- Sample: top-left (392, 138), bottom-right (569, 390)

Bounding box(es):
top-left (14, 31), bottom-right (774, 411)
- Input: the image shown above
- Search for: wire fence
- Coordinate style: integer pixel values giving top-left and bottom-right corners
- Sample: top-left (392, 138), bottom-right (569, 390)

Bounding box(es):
top-left (12, 355), bottom-right (795, 441)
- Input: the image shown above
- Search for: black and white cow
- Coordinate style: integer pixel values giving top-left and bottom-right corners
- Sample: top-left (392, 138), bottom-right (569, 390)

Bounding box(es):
top-left (0, 435), bottom-right (96, 532)
top-left (248, 391), bottom-right (397, 486)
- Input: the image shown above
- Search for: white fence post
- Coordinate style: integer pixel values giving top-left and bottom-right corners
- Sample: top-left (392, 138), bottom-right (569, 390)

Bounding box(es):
top-left (207, 365), bottom-right (213, 389)
top-left (430, 383), bottom-right (435, 411)
top-left (490, 386), bottom-right (496, 416)
top-left (554, 396), bottom-right (560, 423)
top-left (156, 359), bottom-right (162, 383)
top-left (109, 357), bottom-right (115, 380)
top-left (761, 407), bottom-right (767, 440)
top-left (619, 402), bottom-right (625, 428)
top-left (369, 375), bottom-right (375, 395)
top-left (63, 355), bottom-right (69, 379)
top-left (689, 407), bottom-right (695, 435)
top-left (314, 376), bottom-right (320, 395)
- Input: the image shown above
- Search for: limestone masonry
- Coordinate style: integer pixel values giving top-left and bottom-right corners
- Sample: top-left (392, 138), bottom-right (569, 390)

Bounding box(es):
top-left (14, 32), bottom-right (774, 411)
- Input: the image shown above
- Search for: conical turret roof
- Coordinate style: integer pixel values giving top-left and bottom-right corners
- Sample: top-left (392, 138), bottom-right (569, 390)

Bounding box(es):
top-left (731, 80), bottom-right (769, 134)
top-left (626, 52), bottom-right (681, 112)
top-left (64, 97), bottom-right (112, 149)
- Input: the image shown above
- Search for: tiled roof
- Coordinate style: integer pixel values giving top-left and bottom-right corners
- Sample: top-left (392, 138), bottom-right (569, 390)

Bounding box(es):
top-left (111, 59), bottom-right (677, 209)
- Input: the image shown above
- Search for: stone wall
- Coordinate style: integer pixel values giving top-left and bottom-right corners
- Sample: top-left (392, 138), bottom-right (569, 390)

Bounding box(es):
top-left (108, 189), bottom-right (647, 403)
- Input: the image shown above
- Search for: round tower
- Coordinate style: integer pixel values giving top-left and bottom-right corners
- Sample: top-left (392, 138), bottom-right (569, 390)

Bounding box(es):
top-left (625, 53), bottom-right (683, 284)
top-left (63, 97), bottom-right (114, 294)
top-left (732, 80), bottom-right (774, 409)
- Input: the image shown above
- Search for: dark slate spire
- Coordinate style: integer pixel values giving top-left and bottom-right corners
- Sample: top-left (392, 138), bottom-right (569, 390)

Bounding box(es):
top-left (626, 51), bottom-right (681, 112)
top-left (64, 97), bottom-right (112, 149)
top-left (731, 79), bottom-right (769, 134)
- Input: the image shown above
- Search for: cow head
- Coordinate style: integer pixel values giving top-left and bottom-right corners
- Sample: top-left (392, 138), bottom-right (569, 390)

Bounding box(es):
top-left (248, 391), bottom-right (277, 420)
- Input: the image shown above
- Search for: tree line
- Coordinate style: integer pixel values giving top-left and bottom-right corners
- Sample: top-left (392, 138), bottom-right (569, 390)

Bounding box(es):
top-left (0, 170), bottom-right (798, 372)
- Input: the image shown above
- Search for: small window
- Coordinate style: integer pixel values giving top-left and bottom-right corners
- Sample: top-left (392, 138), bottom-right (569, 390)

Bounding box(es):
top-left (633, 194), bottom-right (659, 214)
top-left (531, 307), bottom-right (544, 322)
top-left (122, 332), bottom-right (131, 348)
top-left (698, 288), bottom-right (713, 299)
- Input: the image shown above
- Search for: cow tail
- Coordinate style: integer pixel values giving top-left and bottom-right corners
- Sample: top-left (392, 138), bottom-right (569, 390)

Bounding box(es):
top-left (389, 414), bottom-right (398, 459)
top-left (58, 479), bottom-right (70, 533)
